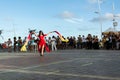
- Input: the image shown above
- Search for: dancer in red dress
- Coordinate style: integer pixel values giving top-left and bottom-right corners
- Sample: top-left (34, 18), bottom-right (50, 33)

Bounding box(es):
top-left (34, 30), bottom-right (52, 56)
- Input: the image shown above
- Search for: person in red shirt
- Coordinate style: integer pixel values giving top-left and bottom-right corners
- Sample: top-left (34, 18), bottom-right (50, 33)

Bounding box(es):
top-left (34, 30), bottom-right (52, 56)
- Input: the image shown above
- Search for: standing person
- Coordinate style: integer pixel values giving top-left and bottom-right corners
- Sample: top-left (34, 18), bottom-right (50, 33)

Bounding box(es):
top-left (7, 38), bottom-right (12, 52)
top-left (17, 37), bottom-right (22, 52)
top-left (48, 37), bottom-right (52, 50)
top-left (13, 37), bottom-right (17, 52)
top-left (34, 30), bottom-right (52, 56)
top-left (82, 35), bottom-right (86, 49)
top-left (116, 36), bottom-right (120, 50)
top-left (77, 35), bottom-right (82, 49)
top-left (51, 36), bottom-right (57, 51)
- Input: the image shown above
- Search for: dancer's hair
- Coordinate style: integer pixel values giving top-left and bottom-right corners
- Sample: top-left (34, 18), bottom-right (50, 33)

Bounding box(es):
top-left (39, 30), bottom-right (44, 36)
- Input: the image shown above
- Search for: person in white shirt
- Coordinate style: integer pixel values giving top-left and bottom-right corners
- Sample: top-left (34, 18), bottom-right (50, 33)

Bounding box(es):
top-left (51, 36), bottom-right (57, 51)
top-left (7, 38), bottom-right (12, 52)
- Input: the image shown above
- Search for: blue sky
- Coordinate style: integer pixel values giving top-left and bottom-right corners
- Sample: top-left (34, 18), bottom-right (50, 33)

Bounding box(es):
top-left (0, 0), bottom-right (120, 42)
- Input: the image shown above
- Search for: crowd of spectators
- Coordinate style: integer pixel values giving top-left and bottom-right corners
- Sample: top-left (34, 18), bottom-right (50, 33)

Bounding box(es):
top-left (55, 32), bottom-right (120, 50)
top-left (0, 32), bottom-right (120, 52)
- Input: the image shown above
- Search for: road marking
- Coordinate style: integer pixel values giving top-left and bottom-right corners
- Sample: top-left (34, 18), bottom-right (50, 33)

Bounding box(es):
top-left (0, 69), bottom-right (120, 80)
top-left (81, 62), bottom-right (93, 67)
top-left (0, 65), bottom-right (18, 68)
top-left (22, 58), bottom-right (81, 69)
top-left (0, 56), bottom-right (22, 60)
top-left (104, 59), bottom-right (112, 61)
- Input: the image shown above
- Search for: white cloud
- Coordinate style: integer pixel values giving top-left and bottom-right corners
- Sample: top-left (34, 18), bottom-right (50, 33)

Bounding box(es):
top-left (90, 13), bottom-right (120, 22)
top-left (64, 19), bottom-right (78, 23)
top-left (115, 14), bottom-right (120, 19)
top-left (56, 11), bottom-right (83, 24)
top-left (61, 11), bottom-right (74, 19)
top-left (88, 0), bottom-right (97, 4)
top-left (77, 27), bottom-right (96, 31)
top-left (103, 13), bottom-right (120, 20)
top-left (72, 18), bottom-right (83, 22)
top-left (64, 18), bottom-right (83, 24)
top-left (87, 0), bottom-right (104, 4)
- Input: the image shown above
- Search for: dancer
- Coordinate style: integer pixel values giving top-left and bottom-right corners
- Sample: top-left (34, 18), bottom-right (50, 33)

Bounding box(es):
top-left (21, 30), bottom-right (35, 51)
top-left (34, 30), bottom-right (52, 56)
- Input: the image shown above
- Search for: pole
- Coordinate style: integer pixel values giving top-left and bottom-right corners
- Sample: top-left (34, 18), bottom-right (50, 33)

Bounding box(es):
top-left (112, 2), bottom-right (117, 31)
top-left (97, 0), bottom-right (102, 40)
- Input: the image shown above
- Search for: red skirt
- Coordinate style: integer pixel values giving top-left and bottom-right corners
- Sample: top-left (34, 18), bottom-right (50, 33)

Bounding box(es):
top-left (38, 42), bottom-right (50, 53)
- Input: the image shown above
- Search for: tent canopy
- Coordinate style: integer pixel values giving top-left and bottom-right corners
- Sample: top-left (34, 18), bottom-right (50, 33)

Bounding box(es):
top-left (104, 27), bottom-right (118, 32)
top-left (102, 27), bottom-right (119, 35)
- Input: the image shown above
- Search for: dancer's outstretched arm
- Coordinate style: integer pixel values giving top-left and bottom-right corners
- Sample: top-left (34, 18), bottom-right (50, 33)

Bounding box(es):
top-left (33, 32), bottom-right (38, 37)
top-left (46, 31), bottom-right (53, 36)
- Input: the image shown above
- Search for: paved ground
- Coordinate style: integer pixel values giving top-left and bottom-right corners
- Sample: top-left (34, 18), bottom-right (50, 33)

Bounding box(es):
top-left (0, 49), bottom-right (120, 80)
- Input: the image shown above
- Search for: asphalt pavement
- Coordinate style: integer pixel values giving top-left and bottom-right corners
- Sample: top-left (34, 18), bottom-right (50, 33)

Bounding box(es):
top-left (0, 49), bottom-right (120, 80)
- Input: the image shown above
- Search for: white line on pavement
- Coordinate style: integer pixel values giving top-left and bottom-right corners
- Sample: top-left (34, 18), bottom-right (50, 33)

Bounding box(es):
top-left (0, 69), bottom-right (120, 80)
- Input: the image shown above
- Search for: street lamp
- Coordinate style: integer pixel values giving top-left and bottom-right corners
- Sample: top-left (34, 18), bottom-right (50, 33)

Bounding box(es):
top-left (97, 0), bottom-right (102, 40)
top-left (112, 3), bottom-right (118, 32)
